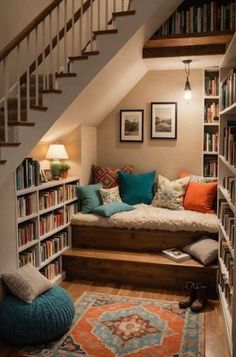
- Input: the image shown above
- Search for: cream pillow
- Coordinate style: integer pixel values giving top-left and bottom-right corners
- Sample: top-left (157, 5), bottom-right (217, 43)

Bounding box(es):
top-left (152, 175), bottom-right (190, 210)
top-left (99, 186), bottom-right (122, 204)
top-left (2, 263), bottom-right (53, 303)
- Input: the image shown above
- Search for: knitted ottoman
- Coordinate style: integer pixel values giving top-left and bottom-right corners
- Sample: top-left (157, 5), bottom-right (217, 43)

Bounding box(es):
top-left (0, 285), bottom-right (75, 345)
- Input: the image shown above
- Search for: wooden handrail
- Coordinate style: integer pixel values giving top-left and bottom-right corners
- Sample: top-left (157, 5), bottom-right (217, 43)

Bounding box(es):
top-left (0, 0), bottom-right (63, 61)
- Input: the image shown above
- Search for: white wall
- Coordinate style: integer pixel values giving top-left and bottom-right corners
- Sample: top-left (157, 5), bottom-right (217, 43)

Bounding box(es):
top-left (98, 69), bottom-right (203, 180)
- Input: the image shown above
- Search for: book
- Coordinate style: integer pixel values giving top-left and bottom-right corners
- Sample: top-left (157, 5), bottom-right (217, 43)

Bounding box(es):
top-left (162, 248), bottom-right (191, 263)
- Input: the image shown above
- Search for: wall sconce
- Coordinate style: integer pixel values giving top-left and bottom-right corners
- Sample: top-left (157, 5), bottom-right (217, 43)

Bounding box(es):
top-left (46, 144), bottom-right (69, 180)
top-left (183, 59), bottom-right (192, 101)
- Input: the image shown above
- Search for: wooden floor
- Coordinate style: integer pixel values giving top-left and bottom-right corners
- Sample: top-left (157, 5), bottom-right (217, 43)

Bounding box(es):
top-left (0, 280), bottom-right (230, 357)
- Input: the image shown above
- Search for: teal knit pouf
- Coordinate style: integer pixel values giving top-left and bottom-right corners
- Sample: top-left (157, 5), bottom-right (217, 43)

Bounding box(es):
top-left (0, 286), bottom-right (75, 345)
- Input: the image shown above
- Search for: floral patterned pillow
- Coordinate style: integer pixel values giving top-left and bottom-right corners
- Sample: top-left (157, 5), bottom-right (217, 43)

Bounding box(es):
top-left (99, 186), bottom-right (122, 204)
top-left (152, 175), bottom-right (190, 210)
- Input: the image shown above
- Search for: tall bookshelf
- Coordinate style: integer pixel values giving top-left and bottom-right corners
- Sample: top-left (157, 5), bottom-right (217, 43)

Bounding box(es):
top-left (218, 33), bottom-right (236, 355)
top-left (15, 159), bottom-right (79, 284)
top-left (203, 68), bottom-right (219, 178)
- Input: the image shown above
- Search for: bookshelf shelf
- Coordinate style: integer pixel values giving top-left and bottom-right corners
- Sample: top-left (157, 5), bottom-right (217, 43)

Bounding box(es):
top-left (15, 159), bottom-right (79, 283)
top-left (203, 68), bottom-right (219, 177)
top-left (218, 33), bottom-right (236, 355)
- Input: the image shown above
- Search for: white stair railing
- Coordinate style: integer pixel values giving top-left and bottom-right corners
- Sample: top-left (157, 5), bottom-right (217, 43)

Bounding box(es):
top-left (0, 0), bottom-right (132, 143)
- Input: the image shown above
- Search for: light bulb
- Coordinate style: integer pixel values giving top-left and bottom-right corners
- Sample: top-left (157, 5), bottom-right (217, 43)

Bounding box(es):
top-left (184, 90), bottom-right (192, 100)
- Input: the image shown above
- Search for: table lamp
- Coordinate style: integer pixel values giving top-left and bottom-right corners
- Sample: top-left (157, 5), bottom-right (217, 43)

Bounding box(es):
top-left (46, 144), bottom-right (69, 180)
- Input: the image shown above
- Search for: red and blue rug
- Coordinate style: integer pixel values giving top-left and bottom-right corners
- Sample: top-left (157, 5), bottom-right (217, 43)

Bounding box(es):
top-left (21, 292), bottom-right (204, 357)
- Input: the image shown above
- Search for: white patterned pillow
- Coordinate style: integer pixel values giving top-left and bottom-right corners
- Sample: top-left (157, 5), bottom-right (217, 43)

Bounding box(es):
top-left (152, 175), bottom-right (190, 210)
top-left (99, 186), bottom-right (122, 204)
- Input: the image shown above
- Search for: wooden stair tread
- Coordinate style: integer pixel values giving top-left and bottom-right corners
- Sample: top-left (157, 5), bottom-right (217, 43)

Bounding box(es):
top-left (30, 105), bottom-right (47, 111)
top-left (0, 142), bottom-right (20, 146)
top-left (55, 72), bottom-right (77, 78)
top-left (39, 89), bottom-right (62, 94)
top-left (0, 160), bottom-right (6, 164)
top-left (68, 55), bottom-right (88, 61)
top-left (82, 50), bottom-right (99, 56)
top-left (113, 10), bottom-right (135, 17)
top-left (8, 121), bottom-right (35, 126)
top-left (63, 248), bottom-right (217, 269)
top-left (93, 29), bottom-right (118, 35)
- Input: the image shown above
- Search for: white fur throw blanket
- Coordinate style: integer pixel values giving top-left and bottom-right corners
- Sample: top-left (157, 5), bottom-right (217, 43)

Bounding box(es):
top-left (71, 204), bottom-right (218, 233)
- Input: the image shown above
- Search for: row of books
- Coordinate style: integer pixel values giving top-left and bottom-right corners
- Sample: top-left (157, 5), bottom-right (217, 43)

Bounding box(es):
top-left (39, 210), bottom-right (64, 237)
top-left (203, 132), bottom-right (218, 152)
top-left (65, 204), bottom-right (78, 223)
top-left (218, 199), bottom-right (235, 247)
top-left (203, 156), bottom-right (217, 177)
top-left (19, 249), bottom-right (37, 268)
top-left (18, 221), bottom-right (37, 247)
top-left (219, 238), bottom-right (233, 287)
top-left (222, 121), bottom-right (236, 166)
top-left (41, 258), bottom-right (62, 280)
top-left (39, 187), bottom-right (64, 211)
top-left (204, 102), bottom-right (219, 122)
top-left (16, 158), bottom-right (41, 190)
top-left (40, 231), bottom-right (68, 262)
top-left (221, 69), bottom-right (236, 110)
top-left (218, 271), bottom-right (233, 316)
top-left (205, 74), bottom-right (219, 97)
top-left (222, 177), bottom-right (236, 205)
top-left (64, 184), bottom-right (78, 201)
top-left (156, 1), bottom-right (236, 36)
top-left (17, 193), bottom-right (37, 219)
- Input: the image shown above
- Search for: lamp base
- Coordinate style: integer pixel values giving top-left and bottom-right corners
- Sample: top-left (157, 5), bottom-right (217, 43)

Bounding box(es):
top-left (51, 161), bottom-right (61, 180)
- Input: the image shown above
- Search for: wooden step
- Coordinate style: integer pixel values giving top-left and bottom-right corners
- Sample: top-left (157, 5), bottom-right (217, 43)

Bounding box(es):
top-left (72, 225), bottom-right (213, 252)
top-left (0, 142), bottom-right (20, 147)
top-left (30, 105), bottom-right (47, 111)
top-left (39, 89), bottom-right (62, 94)
top-left (0, 160), bottom-right (6, 165)
top-left (113, 10), bottom-right (135, 17)
top-left (55, 72), bottom-right (77, 78)
top-left (63, 248), bottom-right (217, 292)
top-left (8, 121), bottom-right (35, 127)
top-left (68, 55), bottom-right (88, 61)
top-left (93, 29), bottom-right (118, 36)
top-left (82, 50), bottom-right (99, 56)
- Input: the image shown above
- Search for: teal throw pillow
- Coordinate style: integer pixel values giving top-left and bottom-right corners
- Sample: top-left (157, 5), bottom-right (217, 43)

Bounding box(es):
top-left (118, 171), bottom-right (156, 205)
top-left (77, 183), bottom-right (102, 213)
top-left (92, 202), bottom-right (134, 217)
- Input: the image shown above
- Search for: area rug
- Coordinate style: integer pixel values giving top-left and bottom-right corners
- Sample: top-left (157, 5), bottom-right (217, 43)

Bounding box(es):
top-left (20, 292), bottom-right (204, 357)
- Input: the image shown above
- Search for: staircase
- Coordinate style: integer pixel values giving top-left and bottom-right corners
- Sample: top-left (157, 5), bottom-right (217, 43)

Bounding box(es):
top-left (0, 0), bottom-right (181, 187)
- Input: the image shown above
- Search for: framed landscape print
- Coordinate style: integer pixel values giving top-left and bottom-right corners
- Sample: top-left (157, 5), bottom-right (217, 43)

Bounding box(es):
top-left (151, 102), bottom-right (177, 139)
top-left (120, 110), bottom-right (144, 142)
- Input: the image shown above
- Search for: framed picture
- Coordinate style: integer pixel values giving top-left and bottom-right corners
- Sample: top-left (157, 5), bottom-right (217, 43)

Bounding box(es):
top-left (40, 170), bottom-right (47, 183)
top-left (43, 169), bottom-right (52, 182)
top-left (120, 109), bottom-right (144, 142)
top-left (151, 102), bottom-right (177, 139)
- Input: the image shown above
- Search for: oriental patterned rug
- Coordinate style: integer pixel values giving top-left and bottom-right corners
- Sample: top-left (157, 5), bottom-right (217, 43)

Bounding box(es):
top-left (21, 292), bottom-right (204, 357)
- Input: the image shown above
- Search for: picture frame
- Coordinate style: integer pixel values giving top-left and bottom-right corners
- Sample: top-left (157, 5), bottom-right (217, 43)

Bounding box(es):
top-left (120, 109), bottom-right (144, 142)
top-left (151, 102), bottom-right (177, 139)
top-left (40, 170), bottom-right (47, 183)
top-left (43, 169), bottom-right (53, 182)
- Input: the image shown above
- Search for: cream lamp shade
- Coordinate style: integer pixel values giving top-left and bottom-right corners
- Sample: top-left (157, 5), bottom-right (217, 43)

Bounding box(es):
top-left (46, 144), bottom-right (69, 160)
top-left (46, 144), bottom-right (69, 180)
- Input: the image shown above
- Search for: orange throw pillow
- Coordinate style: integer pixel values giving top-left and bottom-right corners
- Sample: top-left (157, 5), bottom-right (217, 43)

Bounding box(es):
top-left (183, 181), bottom-right (217, 213)
top-left (179, 171), bottom-right (190, 178)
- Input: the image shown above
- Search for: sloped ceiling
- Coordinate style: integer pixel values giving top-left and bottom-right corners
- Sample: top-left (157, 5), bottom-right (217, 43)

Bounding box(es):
top-left (41, 0), bottom-right (222, 142)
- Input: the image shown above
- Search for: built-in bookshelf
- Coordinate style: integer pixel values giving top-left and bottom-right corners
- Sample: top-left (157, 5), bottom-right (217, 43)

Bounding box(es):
top-left (203, 68), bottom-right (219, 177)
top-left (155, 0), bottom-right (236, 37)
top-left (15, 159), bottom-right (79, 284)
top-left (218, 33), bottom-right (236, 355)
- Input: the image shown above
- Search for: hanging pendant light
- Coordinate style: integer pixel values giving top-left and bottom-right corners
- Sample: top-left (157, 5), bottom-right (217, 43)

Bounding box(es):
top-left (183, 60), bottom-right (192, 100)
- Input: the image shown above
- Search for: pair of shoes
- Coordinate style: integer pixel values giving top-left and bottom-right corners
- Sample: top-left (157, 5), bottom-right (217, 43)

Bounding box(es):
top-left (179, 287), bottom-right (207, 312)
